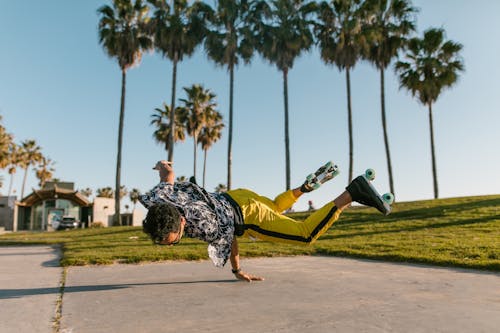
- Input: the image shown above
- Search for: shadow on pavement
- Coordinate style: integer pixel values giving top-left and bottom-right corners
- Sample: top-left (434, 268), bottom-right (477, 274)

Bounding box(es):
top-left (0, 279), bottom-right (238, 299)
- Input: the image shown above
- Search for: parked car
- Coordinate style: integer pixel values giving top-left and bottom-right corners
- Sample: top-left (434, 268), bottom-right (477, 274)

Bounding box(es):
top-left (56, 216), bottom-right (80, 230)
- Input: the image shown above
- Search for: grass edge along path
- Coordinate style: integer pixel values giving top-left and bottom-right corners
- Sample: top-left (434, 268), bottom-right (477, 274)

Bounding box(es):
top-left (0, 195), bottom-right (499, 272)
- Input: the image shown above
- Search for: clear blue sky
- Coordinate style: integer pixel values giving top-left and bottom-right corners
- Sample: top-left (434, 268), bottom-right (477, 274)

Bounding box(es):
top-left (1, 0), bottom-right (499, 212)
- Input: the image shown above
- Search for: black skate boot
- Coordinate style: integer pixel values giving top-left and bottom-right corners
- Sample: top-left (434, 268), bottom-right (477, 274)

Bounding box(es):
top-left (346, 169), bottom-right (393, 215)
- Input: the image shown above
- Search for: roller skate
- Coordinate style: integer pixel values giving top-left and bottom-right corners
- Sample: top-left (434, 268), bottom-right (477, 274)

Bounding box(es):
top-left (300, 161), bottom-right (340, 193)
top-left (346, 169), bottom-right (394, 215)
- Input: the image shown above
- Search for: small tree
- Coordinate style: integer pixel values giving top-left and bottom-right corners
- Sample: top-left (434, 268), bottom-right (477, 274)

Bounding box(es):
top-left (151, 103), bottom-right (186, 152)
top-left (96, 187), bottom-right (114, 198)
top-left (79, 188), bottom-right (93, 198)
top-left (178, 84), bottom-right (218, 180)
top-left (129, 188), bottom-right (141, 210)
top-left (19, 140), bottom-right (43, 198)
top-left (199, 109), bottom-right (224, 188)
top-left (214, 183), bottom-right (227, 193)
top-left (35, 156), bottom-right (56, 188)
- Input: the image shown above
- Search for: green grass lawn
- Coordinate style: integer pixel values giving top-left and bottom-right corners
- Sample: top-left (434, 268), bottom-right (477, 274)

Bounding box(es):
top-left (1, 195), bottom-right (499, 271)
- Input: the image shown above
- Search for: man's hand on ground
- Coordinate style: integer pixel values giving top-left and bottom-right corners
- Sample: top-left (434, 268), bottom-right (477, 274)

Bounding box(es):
top-left (234, 270), bottom-right (264, 282)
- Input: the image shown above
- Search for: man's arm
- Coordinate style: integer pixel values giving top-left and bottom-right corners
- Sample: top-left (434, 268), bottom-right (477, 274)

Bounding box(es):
top-left (229, 237), bottom-right (264, 282)
top-left (153, 160), bottom-right (175, 184)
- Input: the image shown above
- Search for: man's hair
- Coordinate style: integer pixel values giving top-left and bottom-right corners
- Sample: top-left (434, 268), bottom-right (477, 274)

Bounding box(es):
top-left (143, 203), bottom-right (181, 244)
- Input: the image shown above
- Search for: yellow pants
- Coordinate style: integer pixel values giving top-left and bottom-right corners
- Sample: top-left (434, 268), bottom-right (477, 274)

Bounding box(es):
top-left (226, 188), bottom-right (342, 245)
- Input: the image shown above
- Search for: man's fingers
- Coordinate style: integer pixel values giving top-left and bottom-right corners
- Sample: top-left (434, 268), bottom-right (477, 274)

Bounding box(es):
top-left (250, 275), bottom-right (264, 281)
top-left (153, 160), bottom-right (173, 170)
top-left (235, 271), bottom-right (264, 282)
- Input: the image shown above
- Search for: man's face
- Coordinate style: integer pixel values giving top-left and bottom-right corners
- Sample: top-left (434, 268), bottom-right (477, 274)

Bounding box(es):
top-left (159, 216), bottom-right (186, 246)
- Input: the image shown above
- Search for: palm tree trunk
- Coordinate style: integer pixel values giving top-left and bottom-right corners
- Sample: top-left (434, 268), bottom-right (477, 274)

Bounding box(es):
top-left (380, 68), bottom-right (395, 197)
top-left (227, 64), bottom-right (234, 190)
top-left (203, 149), bottom-right (207, 188)
top-left (8, 172), bottom-right (15, 197)
top-left (428, 103), bottom-right (439, 199)
top-left (193, 134), bottom-right (198, 180)
top-left (21, 166), bottom-right (28, 199)
top-left (346, 68), bottom-right (354, 183)
top-left (114, 69), bottom-right (127, 226)
top-left (168, 52), bottom-right (178, 162)
top-left (283, 69), bottom-right (291, 191)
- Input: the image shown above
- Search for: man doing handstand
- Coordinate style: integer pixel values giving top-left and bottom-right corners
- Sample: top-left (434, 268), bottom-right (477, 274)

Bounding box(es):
top-left (140, 160), bottom-right (392, 282)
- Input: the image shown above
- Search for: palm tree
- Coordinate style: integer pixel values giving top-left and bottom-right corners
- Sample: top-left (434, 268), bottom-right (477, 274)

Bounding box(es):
top-left (96, 187), bottom-right (115, 198)
top-left (35, 156), bottom-right (56, 188)
top-left (204, 0), bottom-right (255, 190)
top-left (147, 0), bottom-right (209, 161)
top-left (254, 0), bottom-right (316, 190)
top-left (79, 188), bottom-right (93, 198)
top-left (98, 0), bottom-right (153, 225)
top-left (18, 140), bottom-right (43, 199)
top-left (119, 185), bottom-right (128, 200)
top-left (6, 143), bottom-right (21, 198)
top-left (214, 183), bottom-right (227, 193)
top-left (315, 0), bottom-right (372, 182)
top-left (395, 28), bottom-right (464, 199)
top-left (129, 188), bottom-right (141, 210)
top-left (150, 103), bottom-right (186, 151)
top-left (364, 0), bottom-right (417, 197)
top-left (178, 84), bottom-right (218, 180)
top-left (0, 116), bottom-right (13, 170)
top-left (176, 175), bottom-right (187, 182)
top-left (199, 109), bottom-right (225, 188)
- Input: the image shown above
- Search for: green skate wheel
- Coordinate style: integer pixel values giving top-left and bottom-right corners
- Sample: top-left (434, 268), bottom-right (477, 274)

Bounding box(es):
top-left (306, 174), bottom-right (314, 182)
top-left (382, 193), bottom-right (394, 205)
top-left (365, 168), bottom-right (376, 181)
top-left (325, 161), bottom-right (333, 169)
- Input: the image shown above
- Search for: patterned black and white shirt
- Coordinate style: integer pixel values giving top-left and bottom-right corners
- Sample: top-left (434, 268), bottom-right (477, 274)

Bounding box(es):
top-left (139, 182), bottom-right (236, 267)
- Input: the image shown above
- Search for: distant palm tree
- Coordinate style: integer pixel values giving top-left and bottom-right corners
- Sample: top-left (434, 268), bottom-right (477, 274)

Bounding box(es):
top-left (129, 188), bottom-right (141, 210)
top-left (119, 185), bottom-right (128, 200)
top-left (214, 183), bottom-right (227, 193)
top-left (199, 109), bottom-right (224, 187)
top-left (35, 156), bottom-right (56, 188)
top-left (176, 175), bottom-right (187, 182)
top-left (0, 115), bottom-right (13, 170)
top-left (98, 0), bottom-right (153, 225)
top-left (254, 0), bottom-right (316, 190)
top-left (178, 84), bottom-right (218, 180)
top-left (79, 188), bottom-right (93, 198)
top-left (96, 187), bottom-right (115, 198)
top-left (150, 103), bottom-right (186, 151)
top-left (204, 0), bottom-right (255, 190)
top-left (364, 0), bottom-right (417, 197)
top-left (147, 0), bottom-right (209, 161)
top-left (5, 142), bottom-right (20, 198)
top-left (19, 140), bottom-right (43, 198)
top-left (315, 0), bottom-right (371, 182)
top-left (395, 28), bottom-right (464, 199)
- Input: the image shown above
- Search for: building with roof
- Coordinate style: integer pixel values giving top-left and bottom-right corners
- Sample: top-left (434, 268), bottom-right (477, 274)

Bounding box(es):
top-left (0, 181), bottom-right (143, 232)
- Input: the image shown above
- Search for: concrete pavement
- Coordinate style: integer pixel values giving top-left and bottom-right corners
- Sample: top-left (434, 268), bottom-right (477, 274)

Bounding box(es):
top-left (0, 246), bottom-right (62, 333)
top-left (62, 256), bottom-right (500, 333)
top-left (1, 246), bottom-right (499, 333)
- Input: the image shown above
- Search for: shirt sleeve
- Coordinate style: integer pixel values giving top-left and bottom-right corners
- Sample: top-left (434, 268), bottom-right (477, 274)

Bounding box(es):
top-left (139, 182), bottom-right (174, 209)
top-left (207, 233), bottom-right (234, 267)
